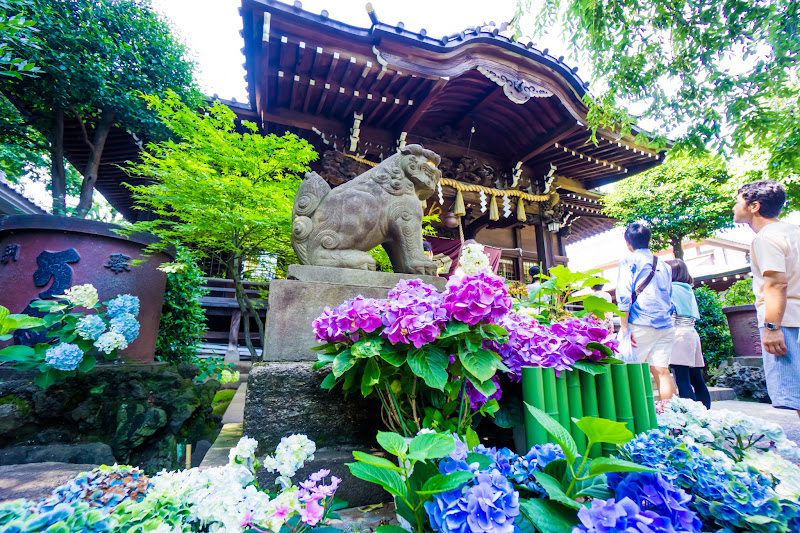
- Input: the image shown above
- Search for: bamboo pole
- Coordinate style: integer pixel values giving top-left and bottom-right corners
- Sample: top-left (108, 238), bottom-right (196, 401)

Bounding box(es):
top-left (579, 370), bottom-right (601, 458)
top-left (555, 372), bottom-right (570, 430)
top-left (542, 368), bottom-right (559, 445)
top-left (565, 370), bottom-right (586, 456)
top-left (641, 363), bottom-right (658, 430)
top-left (626, 363), bottom-right (650, 435)
top-left (610, 364), bottom-right (635, 434)
top-left (595, 369), bottom-right (618, 456)
top-left (522, 366), bottom-right (547, 448)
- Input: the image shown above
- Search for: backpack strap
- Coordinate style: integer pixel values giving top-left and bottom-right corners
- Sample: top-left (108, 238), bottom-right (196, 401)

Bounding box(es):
top-left (631, 255), bottom-right (659, 305)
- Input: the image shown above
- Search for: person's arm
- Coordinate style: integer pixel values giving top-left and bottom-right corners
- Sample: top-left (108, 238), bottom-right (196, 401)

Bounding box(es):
top-left (762, 270), bottom-right (789, 356)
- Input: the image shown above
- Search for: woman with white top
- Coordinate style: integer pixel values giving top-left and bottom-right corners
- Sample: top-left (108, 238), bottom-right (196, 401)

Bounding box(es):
top-left (665, 259), bottom-right (711, 408)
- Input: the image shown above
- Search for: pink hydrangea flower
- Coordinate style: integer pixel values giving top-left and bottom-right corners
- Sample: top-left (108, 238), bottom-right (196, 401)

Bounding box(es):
top-left (299, 496), bottom-right (325, 526)
top-left (381, 279), bottom-right (447, 348)
top-left (441, 272), bottom-right (512, 325)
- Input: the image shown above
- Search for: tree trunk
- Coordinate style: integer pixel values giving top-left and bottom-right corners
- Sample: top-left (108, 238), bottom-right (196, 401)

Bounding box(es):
top-left (230, 257), bottom-right (260, 361)
top-left (670, 236), bottom-right (684, 260)
top-left (50, 109), bottom-right (67, 215)
top-left (75, 109), bottom-right (115, 218)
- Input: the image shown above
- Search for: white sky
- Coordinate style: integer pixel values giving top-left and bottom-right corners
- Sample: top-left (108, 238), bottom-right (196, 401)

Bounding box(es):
top-left (151, 0), bottom-right (546, 103)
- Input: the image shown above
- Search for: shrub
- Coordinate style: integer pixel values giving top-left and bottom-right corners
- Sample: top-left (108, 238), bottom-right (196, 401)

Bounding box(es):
top-left (694, 286), bottom-right (735, 371)
top-left (715, 363), bottom-right (770, 402)
top-left (723, 277), bottom-right (755, 307)
top-left (156, 247), bottom-right (208, 364)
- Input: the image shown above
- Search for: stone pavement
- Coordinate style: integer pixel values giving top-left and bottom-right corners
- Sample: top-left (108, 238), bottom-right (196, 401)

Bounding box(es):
top-left (0, 462), bottom-right (96, 503)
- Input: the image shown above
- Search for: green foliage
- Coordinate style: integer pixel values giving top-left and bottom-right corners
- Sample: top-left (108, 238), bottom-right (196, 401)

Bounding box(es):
top-left (2, 0), bottom-right (198, 216)
top-left (603, 154), bottom-right (734, 259)
top-left (348, 431), bottom-right (470, 533)
top-left (123, 92), bottom-right (317, 360)
top-left (155, 246), bottom-right (208, 364)
top-left (695, 286), bottom-right (735, 371)
top-left (524, 264), bottom-right (620, 323)
top-left (370, 246), bottom-right (394, 273)
top-left (211, 388), bottom-right (236, 416)
top-left (190, 355), bottom-right (233, 383)
top-left (0, 0), bottom-right (40, 79)
top-left (518, 404), bottom-right (655, 533)
top-left (723, 278), bottom-right (755, 307)
top-left (517, 0), bottom-right (800, 180)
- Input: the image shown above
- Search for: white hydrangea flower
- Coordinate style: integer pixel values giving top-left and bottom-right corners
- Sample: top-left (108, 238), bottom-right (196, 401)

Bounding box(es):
top-left (263, 434), bottom-right (316, 488)
top-left (94, 331), bottom-right (128, 354)
top-left (228, 436), bottom-right (260, 471)
top-left (459, 243), bottom-right (490, 275)
top-left (741, 449), bottom-right (800, 499)
top-left (61, 284), bottom-right (99, 308)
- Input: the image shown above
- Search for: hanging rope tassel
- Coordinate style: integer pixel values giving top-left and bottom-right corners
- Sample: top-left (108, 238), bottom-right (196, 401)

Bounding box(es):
top-left (517, 197), bottom-right (527, 222)
top-left (489, 195), bottom-right (499, 221)
top-left (454, 190), bottom-right (466, 216)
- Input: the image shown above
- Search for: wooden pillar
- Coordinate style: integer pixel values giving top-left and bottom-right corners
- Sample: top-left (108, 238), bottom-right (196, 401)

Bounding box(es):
top-left (224, 309), bottom-right (242, 363)
top-left (534, 223), bottom-right (556, 274)
top-left (514, 226), bottom-right (524, 281)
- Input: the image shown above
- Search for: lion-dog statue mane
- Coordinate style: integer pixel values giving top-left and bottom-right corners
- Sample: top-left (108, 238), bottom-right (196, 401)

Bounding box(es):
top-left (291, 144), bottom-right (441, 275)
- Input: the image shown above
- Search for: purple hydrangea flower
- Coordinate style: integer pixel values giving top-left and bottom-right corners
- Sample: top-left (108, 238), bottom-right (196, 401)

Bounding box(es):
top-left (572, 497), bottom-right (672, 533)
top-left (442, 272), bottom-right (512, 326)
top-left (381, 279), bottom-right (446, 348)
top-left (312, 306), bottom-right (347, 343)
top-left (335, 295), bottom-right (385, 334)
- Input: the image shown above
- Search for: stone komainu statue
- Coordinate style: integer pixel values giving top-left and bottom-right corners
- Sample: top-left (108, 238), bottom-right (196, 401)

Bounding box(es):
top-left (292, 144), bottom-right (440, 274)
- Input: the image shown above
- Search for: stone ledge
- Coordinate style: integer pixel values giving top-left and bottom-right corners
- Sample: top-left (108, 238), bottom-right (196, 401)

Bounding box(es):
top-left (287, 264), bottom-right (446, 290)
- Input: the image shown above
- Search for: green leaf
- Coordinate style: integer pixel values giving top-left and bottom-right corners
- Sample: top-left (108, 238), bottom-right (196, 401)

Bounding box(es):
top-left (409, 433), bottom-right (455, 460)
top-left (332, 350), bottom-right (356, 377)
top-left (458, 348), bottom-right (497, 382)
top-left (463, 371), bottom-right (497, 397)
top-left (586, 457), bottom-right (657, 477)
top-left (569, 360), bottom-right (608, 375)
top-left (466, 453), bottom-right (494, 470)
top-left (376, 431), bottom-right (408, 456)
top-left (0, 306), bottom-right (9, 323)
top-left (532, 472), bottom-right (581, 509)
top-left (361, 358), bottom-right (380, 396)
top-left (439, 322), bottom-right (470, 338)
top-left (352, 450), bottom-right (401, 471)
top-left (582, 295), bottom-right (621, 318)
top-left (77, 353), bottom-right (96, 372)
top-left (347, 462), bottom-right (409, 501)
top-left (586, 342), bottom-right (614, 359)
top-left (0, 344), bottom-right (35, 361)
top-left (419, 471), bottom-right (474, 495)
top-left (376, 526), bottom-right (411, 533)
top-left (524, 403), bottom-right (578, 464)
top-left (466, 426), bottom-right (480, 450)
top-left (320, 372), bottom-right (337, 390)
top-left (35, 369), bottom-right (58, 389)
top-left (573, 474), bottom-right (614, 500)
top-left (575, 417), bottom-right (634, 445)
top-left (407, 345), bottom-right (449, 390)
top-left (517, 498), bottom-right (579, 533)
top-left (313, 353), bottom-right (336, 370)
top-left (352, 337), bottom-right (383, 359)
top-left (379, 349), bottom-right (407, 367)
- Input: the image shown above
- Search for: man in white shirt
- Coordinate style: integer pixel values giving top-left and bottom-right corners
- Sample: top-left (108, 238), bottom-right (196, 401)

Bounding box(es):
top-left (733, 180), bottom-right (800, 416)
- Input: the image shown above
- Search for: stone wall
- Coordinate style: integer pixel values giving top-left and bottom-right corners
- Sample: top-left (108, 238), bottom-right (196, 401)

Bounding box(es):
top-left (0, 363), bottom-right (218, 473)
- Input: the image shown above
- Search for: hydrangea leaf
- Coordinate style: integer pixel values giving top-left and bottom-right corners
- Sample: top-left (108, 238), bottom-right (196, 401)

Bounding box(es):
top-left (361, 358), bottom-right (380, 396)
top-left (352, 337), bottom-right (383, 359)
top-left (532, 472), bottom-right (581, 509)
top-left (409, 433), bottom-right (455, 460)
top-left (524, 403), bottom-right (578, 464)
top-left (419, 471), bottom-right (475, 495)
top-left (376, 525), bottom-right (410, 533)
top-left (570, 360), bottom-right (608, 375)
top-left (466, 426), bottom-right (480, 450)
top-left (376, 431), bottom-right (409, 456)
top-left (332, 350), bottom-right (355, 377)
top-left (458, 348), bottom-right (496, 382)
top-left (466, 452), bottom-right (494, 470)
top-left (320, 372), bottom-right (336, 390)
top-left (439, 322), bottom-right (470, 339)
top-left (462, 370), bottom-right (497, 397)
top-left (379, 348), bottom-right (407, 367)
top-left (517, 498), bottom-right (579, 533)
top-left (575, 417), bottom-right (634, 445)
top-left (347, 462), bottom-right (409, 501)
top-left (352, 450), bottom-right (402, 471)
top-left (407, 345), bottom-right (448, 391)
top-left (0, 344), bottom-right (34, 361)
top-left (77, 353), bottom-right (96, 373)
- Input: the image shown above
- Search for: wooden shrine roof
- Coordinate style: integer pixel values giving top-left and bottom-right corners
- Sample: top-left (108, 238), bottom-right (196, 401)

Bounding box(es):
top-left (240, 0), bottom-right (667, 243)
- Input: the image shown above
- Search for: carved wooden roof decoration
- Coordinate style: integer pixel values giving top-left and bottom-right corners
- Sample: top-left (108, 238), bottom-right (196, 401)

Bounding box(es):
top-left (240, 0), bottom-right (667, 242)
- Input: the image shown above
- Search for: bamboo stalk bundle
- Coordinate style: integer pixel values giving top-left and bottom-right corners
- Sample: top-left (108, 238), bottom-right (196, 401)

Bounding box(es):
top-left (595, 369), bottom-right (618, 456)
top-left (565, 370), bottom-right (586, 456)
top-left (626, 363), bottom-right (650, 434)
top-left (522, 366), bottom-right (547, 448)
top-left (580, 370), bottom-right (601, 458)
top-left (542, 368), bottom-right (559, 445)
top-left (610, 364), bottom-right (635, 433)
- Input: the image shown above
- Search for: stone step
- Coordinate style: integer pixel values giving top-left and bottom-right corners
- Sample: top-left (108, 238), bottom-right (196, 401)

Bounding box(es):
top-left (221, 383), bottom-right (247, 425)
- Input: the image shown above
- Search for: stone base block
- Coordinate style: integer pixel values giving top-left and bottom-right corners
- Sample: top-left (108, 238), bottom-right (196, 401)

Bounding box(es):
top-left (244, 362), bottom-right (382, 452)
top-left (265, 265), bottom-right (446, 362)
top-left (257, 447), bottom-right (391, 507)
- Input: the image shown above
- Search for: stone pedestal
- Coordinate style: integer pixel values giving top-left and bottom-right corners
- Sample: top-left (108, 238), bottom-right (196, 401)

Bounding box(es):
top-left (263, 265), bottom-right (445, 362)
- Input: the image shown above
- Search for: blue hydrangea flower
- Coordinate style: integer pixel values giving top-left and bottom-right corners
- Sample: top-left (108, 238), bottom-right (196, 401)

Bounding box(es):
top-left (110, 313), bottom-right (140, 343)
top-left (106, 295), bottom-right (139, 318)
top-left (94, 332), bottom-right (128, 355)
top-left (610, 471), bottom-right (702, 533)
top-left (76, 315), bottom-right (106, 341)
top-left (45, 343), bottom-right (84, 371)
